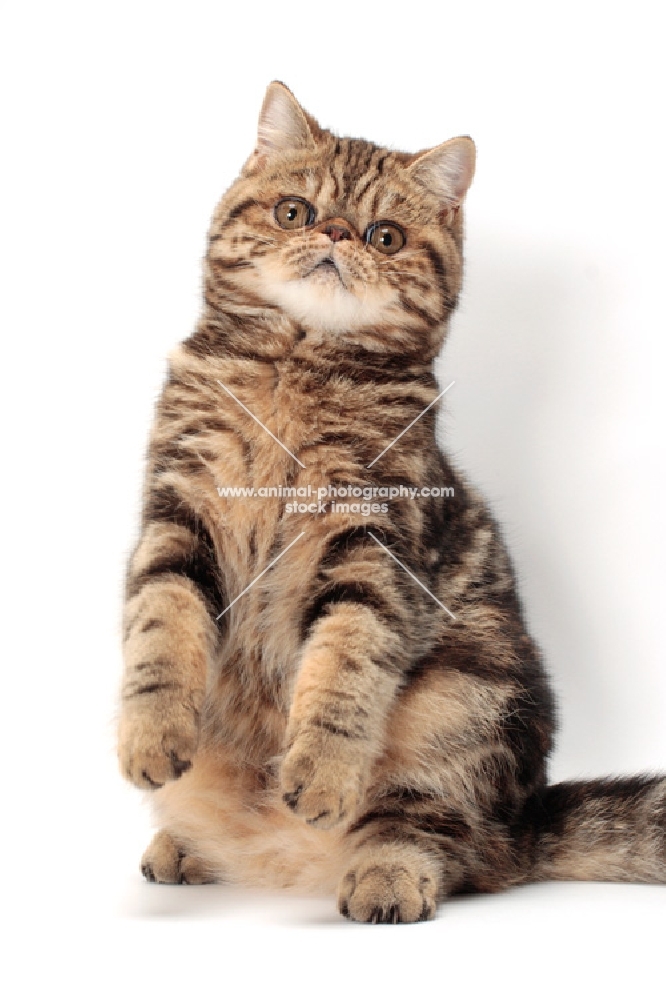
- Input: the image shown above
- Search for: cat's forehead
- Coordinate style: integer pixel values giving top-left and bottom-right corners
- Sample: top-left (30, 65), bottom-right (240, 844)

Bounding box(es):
top-left (259, 137), bottom-right (432, 227)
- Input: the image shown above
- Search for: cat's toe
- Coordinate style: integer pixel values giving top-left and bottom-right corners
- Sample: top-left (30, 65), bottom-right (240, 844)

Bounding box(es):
top-left (178, 854), bottom-right (215, 885)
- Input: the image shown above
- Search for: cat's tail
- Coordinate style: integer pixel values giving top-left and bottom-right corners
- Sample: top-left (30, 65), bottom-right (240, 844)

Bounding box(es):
top-left (518, 775), bottom-right (666, 885)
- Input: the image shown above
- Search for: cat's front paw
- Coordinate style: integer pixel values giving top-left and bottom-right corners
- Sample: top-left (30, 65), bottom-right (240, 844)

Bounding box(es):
top-left (118, 692), bottom-right (200, 790)
top-left (280, 732), bottom-right (366, 829)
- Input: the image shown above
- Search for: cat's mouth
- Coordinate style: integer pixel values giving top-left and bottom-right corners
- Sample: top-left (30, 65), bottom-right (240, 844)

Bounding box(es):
top-left (305, 256), bottom-right (347, 288)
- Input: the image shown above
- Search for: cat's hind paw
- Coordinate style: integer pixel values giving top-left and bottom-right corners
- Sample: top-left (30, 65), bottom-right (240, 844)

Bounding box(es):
top-left (337, 847), bottom-right (438, 923)
top-left (141, 830), bottom-right (215, 885)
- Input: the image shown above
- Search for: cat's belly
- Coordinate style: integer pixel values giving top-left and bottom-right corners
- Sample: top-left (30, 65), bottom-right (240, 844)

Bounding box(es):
top-left (149, 745), bottom-right (349, 892)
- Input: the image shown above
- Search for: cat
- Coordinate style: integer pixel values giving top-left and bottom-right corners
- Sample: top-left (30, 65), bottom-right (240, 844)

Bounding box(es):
top-left (118, 81), bottom-right (666, 922)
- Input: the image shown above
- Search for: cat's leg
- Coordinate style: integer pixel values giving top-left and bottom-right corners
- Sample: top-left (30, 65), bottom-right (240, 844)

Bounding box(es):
top-left (141, 829), bottom-right (216, 885)
top-left (335, 651), bottom-right (535, 922)
top-left (281, 602), bottom-right (403, 829)
top-left (118, 491), bottom-right (223, 789)
top-left (281, 532), bottom-right (427, 830)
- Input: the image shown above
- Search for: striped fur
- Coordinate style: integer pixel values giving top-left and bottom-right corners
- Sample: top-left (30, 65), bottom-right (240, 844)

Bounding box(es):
top-left (118, 82), bottom-right (666, 921)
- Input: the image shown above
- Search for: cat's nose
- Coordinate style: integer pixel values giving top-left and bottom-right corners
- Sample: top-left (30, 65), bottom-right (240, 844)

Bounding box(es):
top-left (323, 221), bottom-right (352, 243)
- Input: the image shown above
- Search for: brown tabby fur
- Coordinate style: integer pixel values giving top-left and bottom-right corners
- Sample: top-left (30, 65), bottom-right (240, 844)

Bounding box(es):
top-left (118, 82), bottom-right (666, 922)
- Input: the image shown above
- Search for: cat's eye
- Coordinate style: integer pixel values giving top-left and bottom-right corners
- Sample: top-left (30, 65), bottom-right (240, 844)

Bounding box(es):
top-left (365, 221), bottom-right (406, 255)
top-left (274, 198), bottom-right (316, 230)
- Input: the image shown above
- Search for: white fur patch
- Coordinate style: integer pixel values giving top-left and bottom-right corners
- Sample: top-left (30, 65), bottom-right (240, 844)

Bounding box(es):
top-left (258, 271), bottom-right (396, 334)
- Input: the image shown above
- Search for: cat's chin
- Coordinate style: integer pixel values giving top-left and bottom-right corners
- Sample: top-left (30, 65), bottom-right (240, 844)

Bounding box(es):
top-left (257, 273), bottom-right (394, 335)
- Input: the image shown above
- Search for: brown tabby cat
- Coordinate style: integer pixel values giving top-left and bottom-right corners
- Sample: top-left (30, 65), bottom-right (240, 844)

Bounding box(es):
top-left (118, 82), bottom-right (666, 922)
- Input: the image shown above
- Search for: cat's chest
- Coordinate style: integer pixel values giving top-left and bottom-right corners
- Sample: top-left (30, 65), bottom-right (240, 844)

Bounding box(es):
top-left (211, 361), bottom-right (376, 487)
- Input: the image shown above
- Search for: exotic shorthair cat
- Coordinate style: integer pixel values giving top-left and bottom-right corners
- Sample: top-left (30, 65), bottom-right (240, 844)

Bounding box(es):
top-left (118, 81), bottom-right (666, 922)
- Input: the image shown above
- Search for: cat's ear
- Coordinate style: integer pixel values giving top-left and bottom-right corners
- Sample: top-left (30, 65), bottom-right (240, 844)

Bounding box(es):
top-left (407, 137), bottom-right (476, 209)
top-left (245, 81), bottom-right (316, 170)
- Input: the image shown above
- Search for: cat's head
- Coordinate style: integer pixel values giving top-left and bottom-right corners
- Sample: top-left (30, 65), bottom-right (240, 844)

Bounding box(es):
top-left (207, 82), bottom-right (475, 357)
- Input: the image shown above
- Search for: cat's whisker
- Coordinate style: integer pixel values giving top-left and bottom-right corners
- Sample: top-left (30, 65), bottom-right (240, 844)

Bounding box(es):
top-left (378, 270), bottom-right (424, 276)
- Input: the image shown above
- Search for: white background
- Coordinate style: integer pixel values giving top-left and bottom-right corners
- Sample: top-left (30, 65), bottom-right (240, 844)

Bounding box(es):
top-left (2, 1), bottom-right (664, 997)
